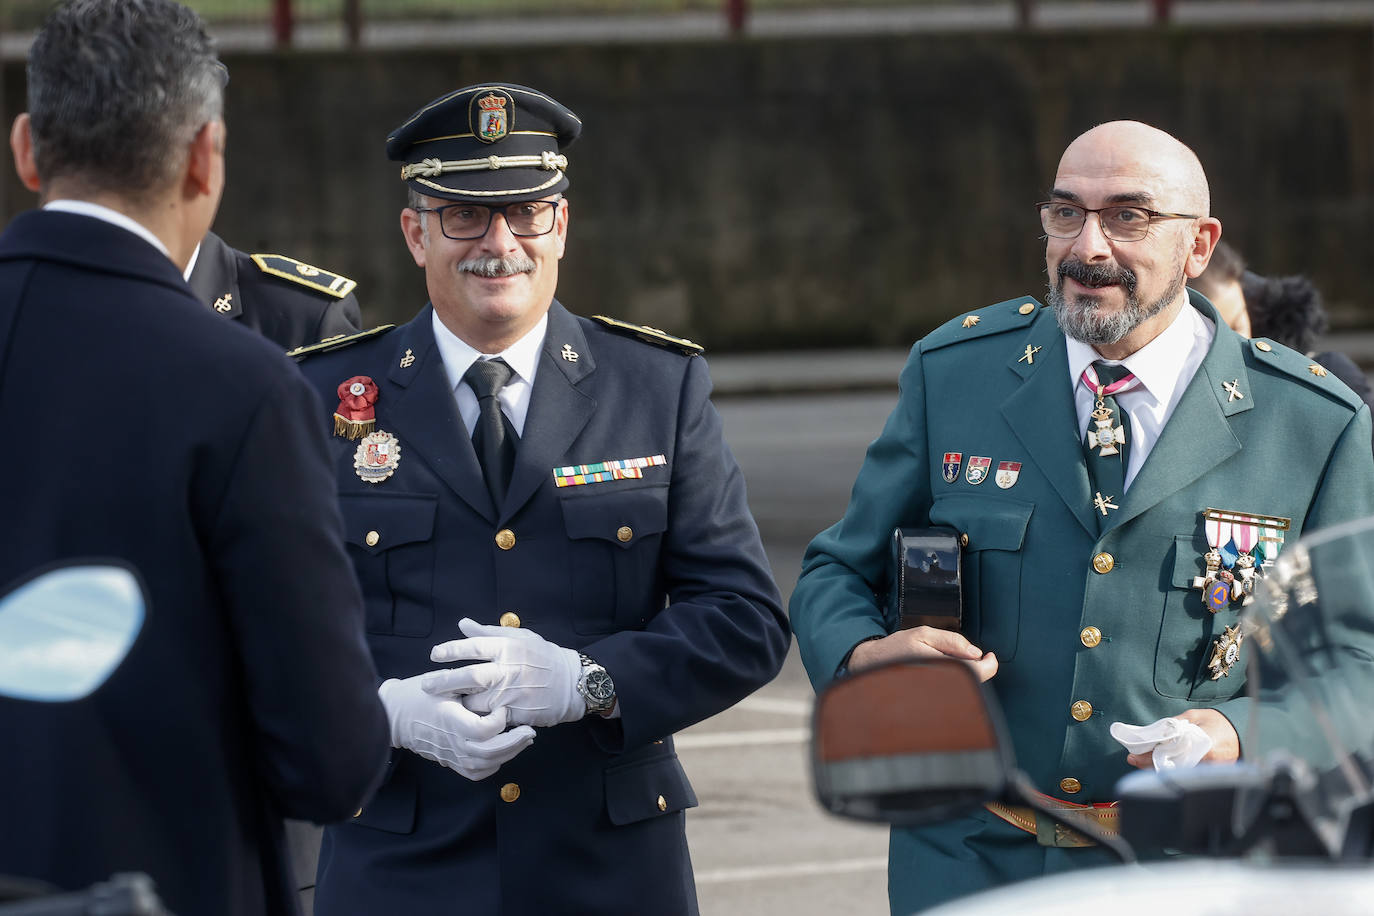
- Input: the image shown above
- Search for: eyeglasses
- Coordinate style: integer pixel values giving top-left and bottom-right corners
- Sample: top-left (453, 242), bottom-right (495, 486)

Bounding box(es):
top-left (414, 199), bottom-right (561, 241)
top-left (1037, 201), bottom-right (1199, 242)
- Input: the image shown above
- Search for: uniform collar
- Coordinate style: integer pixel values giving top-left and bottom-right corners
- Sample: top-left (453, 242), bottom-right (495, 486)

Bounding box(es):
top-left (1064, 295), bottom-right (1214, 405)
top-left (43, 200), bottom-right (171, 261)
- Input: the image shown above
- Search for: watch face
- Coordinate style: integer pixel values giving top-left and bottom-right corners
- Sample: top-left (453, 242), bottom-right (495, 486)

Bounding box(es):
top-left (584, 669), bottom-right (615, 703)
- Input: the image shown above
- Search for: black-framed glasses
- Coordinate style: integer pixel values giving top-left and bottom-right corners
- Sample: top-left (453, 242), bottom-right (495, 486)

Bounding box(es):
top-left (414, 199), bottom-right (561, 241)
top-left (1037, 201), bottom-right (1199, 242)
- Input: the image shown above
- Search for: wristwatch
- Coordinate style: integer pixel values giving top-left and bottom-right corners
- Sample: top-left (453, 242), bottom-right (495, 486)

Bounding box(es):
top-left (576, 653), bottom-right (616, 716)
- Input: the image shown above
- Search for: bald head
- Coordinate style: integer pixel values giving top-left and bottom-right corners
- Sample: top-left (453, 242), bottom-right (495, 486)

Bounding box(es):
top-left (1056, 121), bottom-right (1210, 216)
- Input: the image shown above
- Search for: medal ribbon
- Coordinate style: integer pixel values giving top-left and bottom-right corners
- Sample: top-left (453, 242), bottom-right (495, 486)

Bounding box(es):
top-left (1081, 364), bottom-right (1139, 400)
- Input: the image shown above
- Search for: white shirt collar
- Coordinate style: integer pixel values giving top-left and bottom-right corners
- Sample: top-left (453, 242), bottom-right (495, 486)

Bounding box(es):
top-left (43, 200), bottom-right (172, 261)
top-left (184, 242), bottom-right (202, 281)
top-left (431, 311), bottom-right (548, 395)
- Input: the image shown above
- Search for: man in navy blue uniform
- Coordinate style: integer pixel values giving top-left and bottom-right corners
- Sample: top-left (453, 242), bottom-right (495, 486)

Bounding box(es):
top-left (0, 3), bottom-right (389, 913)
top-left (294, 83), bottom-right (791, 915)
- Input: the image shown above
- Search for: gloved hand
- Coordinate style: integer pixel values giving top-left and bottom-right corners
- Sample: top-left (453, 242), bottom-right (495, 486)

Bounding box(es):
top-left (423, 618), bottom-right (584, 728)
top-left (378, 675), bottom-right (535, 780)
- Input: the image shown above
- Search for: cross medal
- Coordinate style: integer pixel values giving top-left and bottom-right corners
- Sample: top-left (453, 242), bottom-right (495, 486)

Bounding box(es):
top-left (1086, 387), bottom-right (1126, 457)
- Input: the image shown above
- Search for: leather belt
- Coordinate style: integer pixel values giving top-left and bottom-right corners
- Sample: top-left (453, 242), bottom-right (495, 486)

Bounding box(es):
top-left (985, 795), bottom-right (1120, 848)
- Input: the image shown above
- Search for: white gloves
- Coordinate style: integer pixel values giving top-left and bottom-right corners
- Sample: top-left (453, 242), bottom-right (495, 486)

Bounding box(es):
top-left (378, 675), bottom-right (534, 781)
top-left (1110, 717), bottom-right (1214, 770)
top-left (423, 618), bottom-right (584, 728)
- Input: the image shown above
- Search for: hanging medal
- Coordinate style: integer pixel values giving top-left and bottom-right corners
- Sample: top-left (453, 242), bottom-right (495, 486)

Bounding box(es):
top-left (1192, 508), bottom-right (1292, 613)
top-left (1081, 365), bottom-right (1135, 457)
top-left (1202, 513), bottom-right (1232, 612)
top-left (1230, 517), bottom-right (1260, 602)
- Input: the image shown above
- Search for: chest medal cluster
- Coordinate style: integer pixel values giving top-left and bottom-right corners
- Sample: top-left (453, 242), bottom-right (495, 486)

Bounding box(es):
top-left (1190, 508), bottom-right (1291, 679)
top-left (334, 375), bottom-right (401, 484)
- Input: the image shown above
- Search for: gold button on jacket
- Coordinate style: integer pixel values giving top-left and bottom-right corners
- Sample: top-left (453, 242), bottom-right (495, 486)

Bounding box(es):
top-left (616, 526), bottom-right (633, 543)
top-left (365, 530), bottom-right (380, 547)
top-left (499, 611), bottom-right (521, 628)
top-left (1070, 700), bottom-right (1093, 722)
top-left (1059, 777), bottom-right (1082, 795)
top-left (500, 783), bottom-right (520, 803)
top-left (656, 795), bottom-right (667, 812)
top-left (1080, 626), bottom-right (1102, 648)
top-left (495, 529), bottom-right (516, 550)
top-left (1092, 552), bottom-right (1114, 574)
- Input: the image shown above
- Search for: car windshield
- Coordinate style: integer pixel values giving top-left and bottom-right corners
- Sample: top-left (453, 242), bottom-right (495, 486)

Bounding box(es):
top-left (1240, 514), bottom-right (1374, 852)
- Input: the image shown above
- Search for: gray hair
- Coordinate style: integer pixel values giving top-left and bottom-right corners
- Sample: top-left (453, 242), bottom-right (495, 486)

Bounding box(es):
top-left (26, 0), bottom-right (224, 198)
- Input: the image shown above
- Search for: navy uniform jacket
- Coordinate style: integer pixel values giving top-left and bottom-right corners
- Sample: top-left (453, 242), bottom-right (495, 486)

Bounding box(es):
top-left (188, 230), bottom-right (361, 351)
top-left (0, 210), bottom-right (390, 916)
top-left (297, 301), bottom-right (790, 916)
top-left (791, 292), bottom-right (1374, 912)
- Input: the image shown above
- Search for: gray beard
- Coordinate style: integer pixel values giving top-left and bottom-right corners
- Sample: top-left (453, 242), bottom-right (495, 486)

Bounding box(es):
top-left (1049, 269), bottom-right (1186, 346)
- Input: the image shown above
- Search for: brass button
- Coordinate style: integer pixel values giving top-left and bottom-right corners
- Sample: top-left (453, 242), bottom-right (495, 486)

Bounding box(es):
top-left (365, 530), bottom-right (380, 547)
top-left (1070, 700), bottom-right (1093, 722)
top-left (500, 783), bottom-right (521, 803)
top-left (1060, 777), bottom-right (1082, 795)
top-left (1080, 626), bottom-right (1102, 648)
top-left (1018, 303), bottom-right (1035, 315)
top-left (959, 533), bottom-right (969, 547)
top-left (499, 612), bottom-right (521, 628)
top-left (616, 526), bottom-right (633, 543)
top-left (1092, 552), bottom-right (1114, 574)
top-left (495, 529), bottom-right (516, 550)
top-left (353, 807), bottom-right (363, 818)
top-left (657, 794), bottom-right (667, 812)
top-left (1255, 340), bottom-right (1273, 352)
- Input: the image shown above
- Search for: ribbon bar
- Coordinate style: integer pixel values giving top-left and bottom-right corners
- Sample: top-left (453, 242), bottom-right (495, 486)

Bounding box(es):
top-left (554, 454), bottom-right (666, 488)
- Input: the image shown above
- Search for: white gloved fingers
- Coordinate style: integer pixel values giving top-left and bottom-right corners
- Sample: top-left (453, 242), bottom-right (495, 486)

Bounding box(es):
top-left (468, 724), bottom-right (536, 758)
top-left (431, 696), bottom-right (509, 741)
top-left (421, 662), bottom-right (502, 696)
top-left (430, 634), bottom-right (519, 664)
top-left (456, 617), bottom-right (542, 642)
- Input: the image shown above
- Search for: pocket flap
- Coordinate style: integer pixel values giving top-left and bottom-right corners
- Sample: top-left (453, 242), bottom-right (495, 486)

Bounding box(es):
top-left (350, 757), bottom-right (416, 834)
top-left (604, 752), bottom-right (698, 826)
top-left (339, 494), bottom-right (437, 555)
top-left (930, 493), bottom-right (1033, 553)
top-left (562, 486), bottom-right (669, 550)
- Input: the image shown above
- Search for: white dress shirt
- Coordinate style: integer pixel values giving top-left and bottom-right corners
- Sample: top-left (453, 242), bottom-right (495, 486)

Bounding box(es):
top-left (43, 199), bottom-right (171, 260)
top-left (432, 310), bottom-right (547, 437)
top-left (1066, 300), bottom-right (1215, 489)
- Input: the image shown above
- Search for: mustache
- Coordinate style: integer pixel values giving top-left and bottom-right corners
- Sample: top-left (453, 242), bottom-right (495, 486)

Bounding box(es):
top-left (458, 254), bottom-right (536, 278)
top-left (1058, 258), bottom-right (1137, 293)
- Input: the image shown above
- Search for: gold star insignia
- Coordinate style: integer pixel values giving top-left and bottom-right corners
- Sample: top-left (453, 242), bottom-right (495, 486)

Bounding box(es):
top-left (1222, 379), bottom-right (1244, 402)
top-left (961, 315), bottom-right (980, 328)
top-left (1308, 364), bottom-right (1328, 378)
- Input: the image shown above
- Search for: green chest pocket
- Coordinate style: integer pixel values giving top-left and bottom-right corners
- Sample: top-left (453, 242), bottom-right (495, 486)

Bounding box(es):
top-left (929, 493), bottom-right (1033, 662)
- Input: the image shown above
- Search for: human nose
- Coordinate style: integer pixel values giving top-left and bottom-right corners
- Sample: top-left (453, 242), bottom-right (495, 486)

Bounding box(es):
top-left (1070, 211), bottom-right (1113, 261)
top-left (476, 209), bottom-right (519, 252)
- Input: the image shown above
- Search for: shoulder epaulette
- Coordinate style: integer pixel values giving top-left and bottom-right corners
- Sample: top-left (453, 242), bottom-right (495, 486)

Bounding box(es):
top-left (1247, 338), bottom-right (1364, 410)
top-left (250, 253), bottom-right (357, 299)
top-left (286, 324), bottom-right (395, 360)
top-left (921, 296), bottom-right (1043, 353)
top-left (591, 315), bottom-right (704, 356)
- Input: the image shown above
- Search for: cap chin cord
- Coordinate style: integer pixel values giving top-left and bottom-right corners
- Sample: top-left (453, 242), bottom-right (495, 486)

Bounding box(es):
top-left (401, 151), bottom-right (569, 181)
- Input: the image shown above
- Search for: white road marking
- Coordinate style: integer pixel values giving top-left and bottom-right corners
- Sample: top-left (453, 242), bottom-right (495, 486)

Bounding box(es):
top-left (696, 856), bottom-right (887, 884)
top-left (675, 727), bottom-right (809, 749)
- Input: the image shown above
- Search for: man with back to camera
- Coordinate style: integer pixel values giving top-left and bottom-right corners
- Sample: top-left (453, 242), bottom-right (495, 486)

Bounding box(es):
top-left (790, 120), bottom-right (1374, 912)
top-left (0, 2), bottom-right (389, 913)
top-left (291, 82), bottom-right (791, 915)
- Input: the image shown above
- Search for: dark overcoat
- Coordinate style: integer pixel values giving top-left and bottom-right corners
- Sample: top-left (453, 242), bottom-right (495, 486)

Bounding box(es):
top-left (0, 210), bottom-right (389, 916)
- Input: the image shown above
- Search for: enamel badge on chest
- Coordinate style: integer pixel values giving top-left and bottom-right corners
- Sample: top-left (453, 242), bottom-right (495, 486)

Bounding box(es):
top-left (355, 431), bottom-right (401, 484)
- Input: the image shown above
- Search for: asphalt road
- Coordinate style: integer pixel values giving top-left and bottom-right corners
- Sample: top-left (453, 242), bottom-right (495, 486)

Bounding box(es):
top-left (680, 390), bottom-right (900, 916)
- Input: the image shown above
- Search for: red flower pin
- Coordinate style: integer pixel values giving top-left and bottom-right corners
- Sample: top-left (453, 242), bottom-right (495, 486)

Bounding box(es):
top-left (334, 375), bottom-right (379, 440)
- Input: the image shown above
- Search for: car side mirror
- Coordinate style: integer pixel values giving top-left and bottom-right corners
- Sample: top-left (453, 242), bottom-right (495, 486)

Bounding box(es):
top-left (811, 659), bottom-right (1015, 826)
top-left (0, 563), bottom-right (146, 702)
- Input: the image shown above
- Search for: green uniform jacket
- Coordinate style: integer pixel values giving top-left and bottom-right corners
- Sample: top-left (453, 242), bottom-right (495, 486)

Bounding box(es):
top-left (790, 291), bottom-right (1374, 912)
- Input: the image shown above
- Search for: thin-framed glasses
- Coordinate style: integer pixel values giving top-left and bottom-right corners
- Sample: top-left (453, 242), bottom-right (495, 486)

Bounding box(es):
top-left (414, 199), bottom-right (562, 240)
top-left (1037, 201), bottom-right (1199, 242)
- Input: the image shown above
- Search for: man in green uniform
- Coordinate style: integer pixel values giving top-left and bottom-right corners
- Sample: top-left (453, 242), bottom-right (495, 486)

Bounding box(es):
top-left (791, 120), bottom-right (1374, 912)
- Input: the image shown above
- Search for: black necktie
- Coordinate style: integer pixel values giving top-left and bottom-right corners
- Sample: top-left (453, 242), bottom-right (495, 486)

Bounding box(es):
top-left (464, 358), bottom-right (518, 506)
top-left (1082, 361), bottom-right (1136, 525)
